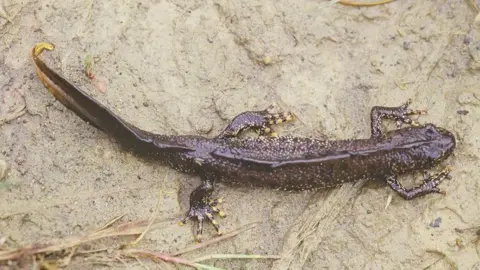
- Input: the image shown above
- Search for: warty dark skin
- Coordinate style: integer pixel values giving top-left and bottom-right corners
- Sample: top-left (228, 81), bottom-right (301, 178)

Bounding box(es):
top-left (32, 42), bottom-right (456, 241)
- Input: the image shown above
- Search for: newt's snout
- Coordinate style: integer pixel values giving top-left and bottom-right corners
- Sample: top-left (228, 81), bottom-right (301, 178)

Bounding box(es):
top-left (436, 126), bottom-right (456, 158)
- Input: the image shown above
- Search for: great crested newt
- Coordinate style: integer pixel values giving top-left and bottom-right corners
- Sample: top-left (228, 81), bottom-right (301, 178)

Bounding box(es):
top-left (32, 42), bottom-right (456, 241)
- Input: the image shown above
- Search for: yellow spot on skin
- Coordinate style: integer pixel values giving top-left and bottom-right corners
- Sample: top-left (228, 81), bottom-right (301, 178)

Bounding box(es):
top-left (270, 132), bottom-right (278, 137)
top-left (195, 235), bottom-right (202, 242)
top-left (276, 119), bottom-right (283, 124)
top-left (212, 206), bottom-right (219, 212)
top-left (206, 213), bottom-right (213, 219)
top-left (178, 221), bottom-right (185, 226)
top-left (269, 120), bottom-right (274, 125)
top-left (264, 127), bottom-right (271, 133)
top-left (219, 211), bottom-right (226, 217)
top-left (211, 219), bottom-right (218, 225)
top-left (217, 198), bottom-right (223, 204)
top-left (285, 115), bottom-right (292, 121)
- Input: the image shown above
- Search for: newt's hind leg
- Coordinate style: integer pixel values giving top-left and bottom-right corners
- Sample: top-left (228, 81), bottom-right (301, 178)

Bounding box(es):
top-left (216, 106), bottom-right (296, 139)
top-left (180, 177), bottom-right (226, 242)
top-left (370, 99), bottom-right (427, 138)
top-left (386, 167), bottom-right (451, 200)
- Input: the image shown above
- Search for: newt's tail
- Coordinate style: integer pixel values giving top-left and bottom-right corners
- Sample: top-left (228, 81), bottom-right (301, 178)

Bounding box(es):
top-left (31, 42), bottom-right (192, 153)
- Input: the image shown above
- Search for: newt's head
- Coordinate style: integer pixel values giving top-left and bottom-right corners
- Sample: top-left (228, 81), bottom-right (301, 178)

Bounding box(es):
top-left (390, 123), bottom-right (456, 171)
top-left (411, 124), bottom-right (456, 165)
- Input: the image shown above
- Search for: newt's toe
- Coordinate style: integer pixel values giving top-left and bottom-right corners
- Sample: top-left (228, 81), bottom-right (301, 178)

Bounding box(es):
top-left (393, 100), bottom-right (427, 127)
top-left (181, 198), bottom-right (225, 241)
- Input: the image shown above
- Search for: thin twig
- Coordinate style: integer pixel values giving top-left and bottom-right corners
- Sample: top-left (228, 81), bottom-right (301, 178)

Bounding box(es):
top-left (192, 253), bottom-right (281, 263)
top-left (75, 248), bottom-right (109, 255)
top-left (467, 0), bottom-right (479, 12)
top-left (122, 249), bottom-right (199, 268)
top-left (338, 0), bottom-right (395, 6)
top-left (0, 217), bottom-right (166, 261)
top-left (172, 222), bottom-right (260, 256)
top-left (123, 180), bottom-right (173, 248)
top-left (94, 213), bottom-right (126, 232)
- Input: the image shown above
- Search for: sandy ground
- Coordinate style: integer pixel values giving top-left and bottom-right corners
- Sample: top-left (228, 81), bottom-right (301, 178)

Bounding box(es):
top-left (1, 0), bottom-right (480, 269)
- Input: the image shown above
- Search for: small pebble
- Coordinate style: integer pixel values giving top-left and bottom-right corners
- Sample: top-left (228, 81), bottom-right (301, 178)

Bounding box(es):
top-left (403, 40), bottom-right (411, 50)
top-left (430, 217), bottom-right (442, 228)
top-left (464, 35), bottom-right (473, 45)
top-left (446, 70), bottom-right (455, 78)
top-left (456, 238), bottom-right (464, 248)
top-left (457, 110), bottom-right (469, 115)
top-left (263, 56), bottom-right (273, 65)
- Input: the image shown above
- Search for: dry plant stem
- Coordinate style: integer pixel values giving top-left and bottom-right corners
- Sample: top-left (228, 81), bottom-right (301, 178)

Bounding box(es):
top-left (467, 0), bottom-right (479, 12)
top-left (172, 222), bottom-right (260, 256)
top-left (116, 223), bottom-right (262, 268)
top-left (0, 219), bottom-right (259, 265)
top-left (338, 0), bottom-right (395, 6)
top-left (124, 184), bottom-right (167, 248)
top-left (123, 249), bottom-right (198, 268)
top-left (75, 248), bottom-right (109, 255)
top-left (192, 254), bottom-right (281, 263)
top-left (124, 250), bottom-right (280, 269)
top-left (94, 214), bottom-right (126, 232)
top-left (0, 218), bottom-right (161, 261)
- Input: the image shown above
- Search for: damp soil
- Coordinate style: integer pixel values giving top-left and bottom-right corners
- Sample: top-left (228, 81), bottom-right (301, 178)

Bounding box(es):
top-left (1, 1), bottom-right (480, 269)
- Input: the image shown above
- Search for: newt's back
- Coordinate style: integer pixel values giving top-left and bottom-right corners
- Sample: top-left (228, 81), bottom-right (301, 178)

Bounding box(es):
top-left (205, 125), bottom-right (455, 189)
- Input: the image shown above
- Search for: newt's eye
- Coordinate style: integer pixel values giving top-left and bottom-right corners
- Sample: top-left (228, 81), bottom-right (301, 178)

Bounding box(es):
top-left (425, 124), bottom-right (437, 136)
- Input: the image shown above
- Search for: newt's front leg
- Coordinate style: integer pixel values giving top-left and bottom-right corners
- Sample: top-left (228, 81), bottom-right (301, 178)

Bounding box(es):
top-left (180, 176), bottom-right (225, 242)
top-left (370, 100), bottom-right (427, 138)
top-left (386, 167), bottom-right (451, 200)
top-left (216, 106), bottom-right (296, 139)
